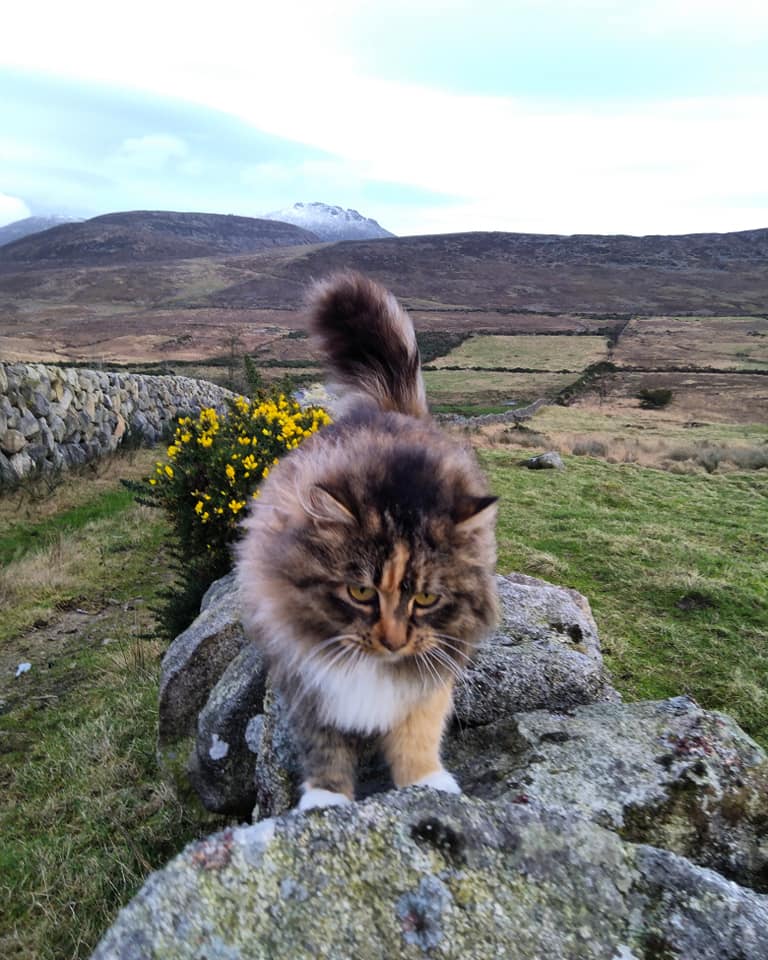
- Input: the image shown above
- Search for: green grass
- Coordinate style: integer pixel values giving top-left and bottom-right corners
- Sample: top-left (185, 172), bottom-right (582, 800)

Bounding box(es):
top-left (432, 334), bottom-right (609, 371)
top-left (424, 369), bottom-right (576, 406)
top-left (483, 449), bottom-right (768, 747)
top-left (0, 483), bottom-right (223, 959)
top-left (0, 486), bottom-right (137, 567)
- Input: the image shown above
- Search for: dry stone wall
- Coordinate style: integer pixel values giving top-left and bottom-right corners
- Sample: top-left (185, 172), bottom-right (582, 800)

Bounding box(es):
top-left (0, 362), bottom-right (234, 487)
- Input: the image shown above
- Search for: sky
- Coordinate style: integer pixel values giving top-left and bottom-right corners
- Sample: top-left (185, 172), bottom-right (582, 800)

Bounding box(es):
top-left (1, 0), bottom-right (767, 236)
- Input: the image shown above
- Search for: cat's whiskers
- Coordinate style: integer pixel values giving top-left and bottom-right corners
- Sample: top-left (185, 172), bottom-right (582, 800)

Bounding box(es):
top-left (424, 645), bottom-right (472, 697)
top-left (416, 649), bottom-right (443, 689)
top-left (432, 634), bottom-right (471, 665)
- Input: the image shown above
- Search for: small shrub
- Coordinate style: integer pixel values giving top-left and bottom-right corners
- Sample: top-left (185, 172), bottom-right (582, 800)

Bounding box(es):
top-left (637, 387), bottom-right (673, 409)
top-left (133, 394), bottom-right (331, 638)
top-left (696, 447), bottom-right (724, 474)
top-left (572, 438), bottom-right (607, 457)
top-left (500, 427), bottom-right (548, 448)
top-left (727, 446), bottom-right (768, 471)
top-left (667, 445), bottom-right (697, 462)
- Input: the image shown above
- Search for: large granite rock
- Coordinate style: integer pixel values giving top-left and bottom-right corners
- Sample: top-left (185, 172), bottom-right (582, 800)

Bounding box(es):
top-left (93, 791), bottom-right (768, 960)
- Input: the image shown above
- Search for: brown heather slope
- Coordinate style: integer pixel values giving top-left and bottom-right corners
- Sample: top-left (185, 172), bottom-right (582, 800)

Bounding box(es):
top-left (2, 225), bottom-right (767, 314)
top-left (204, 228), bottom-right (768, 314)
top-left (0, 210), bottom-right (320, 267)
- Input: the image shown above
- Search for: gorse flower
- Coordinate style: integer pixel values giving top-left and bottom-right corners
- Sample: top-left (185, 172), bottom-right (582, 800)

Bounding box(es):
top-left (144, 394), bottom-right (331, 585)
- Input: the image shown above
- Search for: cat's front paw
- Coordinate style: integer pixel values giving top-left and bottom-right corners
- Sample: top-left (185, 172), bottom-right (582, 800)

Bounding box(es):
top-left (414, 769), bottom-right (462, 794)
top-left (298, 786), bottom-right (353, 811)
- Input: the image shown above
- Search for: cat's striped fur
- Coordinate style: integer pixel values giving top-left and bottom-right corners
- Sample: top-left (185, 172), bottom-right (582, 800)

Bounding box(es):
top-left (236, 271), bottom-right (498, 810)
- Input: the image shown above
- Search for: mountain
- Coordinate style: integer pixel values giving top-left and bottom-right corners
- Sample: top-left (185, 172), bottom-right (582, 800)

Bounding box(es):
top-left (264, 202), bottom-right (394, 241)
top-left (2, 224), bottom-right (768, 326)
top-left (0, 210), bottom-right (321, 266)
top-left (203, 227), bottom-right (768, 315)
top-left (0, 215), bottom-right (82, 247)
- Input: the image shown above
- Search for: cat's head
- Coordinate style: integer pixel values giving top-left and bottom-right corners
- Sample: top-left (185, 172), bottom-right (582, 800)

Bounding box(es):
top-left (241, 421), bottom-right (499, 687)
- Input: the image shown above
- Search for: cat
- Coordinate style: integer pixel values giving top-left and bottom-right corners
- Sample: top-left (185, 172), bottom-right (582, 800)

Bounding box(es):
top-left (235, 271), bottom-right (498, 811)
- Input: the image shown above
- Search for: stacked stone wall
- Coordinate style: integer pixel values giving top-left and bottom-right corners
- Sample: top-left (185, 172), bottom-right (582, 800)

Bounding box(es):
top-left (0, 362), bottom-right (234, 487)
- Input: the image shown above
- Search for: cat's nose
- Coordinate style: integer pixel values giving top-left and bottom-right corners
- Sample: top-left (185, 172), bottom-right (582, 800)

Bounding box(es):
top-left (379, 633), bottom-right (406, 652)
top-left (376, 619), bottom-right (408, 652)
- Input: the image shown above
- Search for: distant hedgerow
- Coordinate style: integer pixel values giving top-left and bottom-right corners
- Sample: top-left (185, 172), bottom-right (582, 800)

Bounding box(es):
top-left (637, 387), bottom-right (673, 409)
top-left (129, 394), bottom-right (331, 638)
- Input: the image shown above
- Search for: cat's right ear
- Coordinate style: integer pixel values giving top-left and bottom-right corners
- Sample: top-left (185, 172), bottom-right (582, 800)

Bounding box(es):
top-left (307, 484), bottom-right (358, 525)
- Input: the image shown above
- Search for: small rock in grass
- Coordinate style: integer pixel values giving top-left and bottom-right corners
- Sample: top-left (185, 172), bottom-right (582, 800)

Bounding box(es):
top-left (523, 451), bottom-right (564, 470)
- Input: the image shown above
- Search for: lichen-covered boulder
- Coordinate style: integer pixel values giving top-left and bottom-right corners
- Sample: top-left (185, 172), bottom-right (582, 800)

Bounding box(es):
top-left (92, 791), bottom-right (768, 960)
top-left (445, 696), bottom-right (768, 892)
top-left (452, 573), bottom-right (618, 725)
top-left (187, 641), bottom-right (266, 814)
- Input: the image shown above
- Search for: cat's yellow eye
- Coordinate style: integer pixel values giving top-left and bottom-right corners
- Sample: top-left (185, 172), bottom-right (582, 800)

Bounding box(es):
top-left (413, 592), bottom-right (440, 608)
top-left (348, 585), bottom-right (377, 603)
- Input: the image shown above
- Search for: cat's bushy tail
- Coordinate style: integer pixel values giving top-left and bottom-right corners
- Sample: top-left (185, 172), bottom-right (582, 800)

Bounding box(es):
top-left (308, 271), bottom-right (428, 418)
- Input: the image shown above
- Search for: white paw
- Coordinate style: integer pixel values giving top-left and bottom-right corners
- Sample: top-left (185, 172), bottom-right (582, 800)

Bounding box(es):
top-left (298, 787), bottom-right (353, 811)
top-left (414, 769), bottom-right (462, 794)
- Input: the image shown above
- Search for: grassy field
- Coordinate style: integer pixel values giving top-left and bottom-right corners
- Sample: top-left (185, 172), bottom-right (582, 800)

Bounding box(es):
top-left (484, 450), bottom-right (768, 746)
top-left (424, 369), bottom-right (577, 409)
top-left (431, 333), bottom-right (609, 371)
top-left (614, 315), bottom-right (768, 370)
top-left (0, 451), bottom-right (226, 959)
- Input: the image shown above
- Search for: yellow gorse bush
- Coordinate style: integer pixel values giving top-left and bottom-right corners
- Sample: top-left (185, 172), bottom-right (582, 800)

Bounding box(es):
top-left (146, 394), bottom-right (331, 574)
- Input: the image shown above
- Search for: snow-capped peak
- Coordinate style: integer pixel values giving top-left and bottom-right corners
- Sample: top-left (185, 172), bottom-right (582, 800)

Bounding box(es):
top-left (263, 202), bottom-right (394, 242)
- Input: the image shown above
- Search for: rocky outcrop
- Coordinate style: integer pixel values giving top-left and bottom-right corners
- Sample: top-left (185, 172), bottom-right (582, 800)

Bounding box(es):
top-left (101, 571), bottom-right (768, 958)
top-left (93, 791), bottom-right (768, 960)
top-left (0, 362), bottom-right (234, 485)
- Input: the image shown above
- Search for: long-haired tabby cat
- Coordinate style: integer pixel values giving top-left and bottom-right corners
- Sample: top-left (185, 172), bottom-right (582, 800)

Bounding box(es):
top-left (235, 271), bottom-right (498, 811)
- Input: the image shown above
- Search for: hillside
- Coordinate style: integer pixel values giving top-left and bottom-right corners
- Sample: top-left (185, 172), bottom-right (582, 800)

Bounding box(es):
top-left (0, 215), bottom-right (81, 246)
top-left (0, 210), bottom-right (321, 266)
top-left (205, 227), bottom-right (768, 314)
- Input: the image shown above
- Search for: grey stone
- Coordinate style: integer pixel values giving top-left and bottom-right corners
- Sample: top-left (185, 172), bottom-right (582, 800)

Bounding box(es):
top-left (0, 450), bottom-right (16, 487)
top-left (9, 450), bottom-right (34, 479)
top-left (445, 697), bottom-right (768, 891)
top-left (453, 573), bottom-right (617, 726)
top-left (158, 587), bottom-right (250, 748)
top-left (524, 450), bottom-right (565, 469)
top-left (200, 571), bottom-right (238, 612)
top-left (92, 791), bottom-right (768, 960)
top-left (252, 683), bottom-right (303, 820)
top-left (1, 428), bottom-right (27, 455)
top-left (18, 409), bottom-right (40, 438)
top-left (29, 389), bottom-right (51, 418)
top-left (187, 642), bottom-right (267, 815)
top-left (24, 443), bottom-right (50, 467)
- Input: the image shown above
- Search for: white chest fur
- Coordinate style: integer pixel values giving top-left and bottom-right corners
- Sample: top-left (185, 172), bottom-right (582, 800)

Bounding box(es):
top-left (298, 655), bottom-right (424, 735)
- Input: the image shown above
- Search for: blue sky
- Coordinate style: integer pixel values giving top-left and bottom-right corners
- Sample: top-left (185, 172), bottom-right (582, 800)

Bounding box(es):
top-left (1, 0), bottom-right (767, 236)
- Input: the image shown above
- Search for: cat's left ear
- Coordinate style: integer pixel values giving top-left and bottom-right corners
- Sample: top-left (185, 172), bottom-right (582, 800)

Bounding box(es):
top-left (452, 495), bottom-right (498, 530)
top-left (308, 483), bottom-right (358, 525)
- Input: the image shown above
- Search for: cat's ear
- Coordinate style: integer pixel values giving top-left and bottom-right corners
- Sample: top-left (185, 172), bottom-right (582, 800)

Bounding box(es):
top-left (452, 495), bottom-right (498, 530)
top-left (308, 483), bottom-right (358, 525)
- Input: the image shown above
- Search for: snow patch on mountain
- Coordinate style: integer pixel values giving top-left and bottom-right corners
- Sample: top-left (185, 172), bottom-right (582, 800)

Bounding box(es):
top-left (264, 202), bottom-right (394, 242)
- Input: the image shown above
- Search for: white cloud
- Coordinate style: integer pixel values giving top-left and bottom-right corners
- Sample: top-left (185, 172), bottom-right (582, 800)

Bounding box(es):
top-left (0, 192), bottom-right (30, 226)
top-left (115, 134), bottom-right (189, 169)
top-left (2, 1), bottom-right (767, 234)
